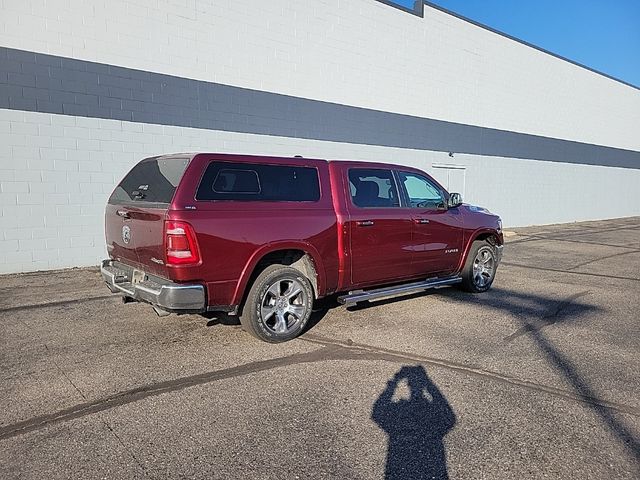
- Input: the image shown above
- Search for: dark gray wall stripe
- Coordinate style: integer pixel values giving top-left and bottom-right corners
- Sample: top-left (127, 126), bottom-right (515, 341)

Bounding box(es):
top-left (0, 46), bottom-right (639, 169)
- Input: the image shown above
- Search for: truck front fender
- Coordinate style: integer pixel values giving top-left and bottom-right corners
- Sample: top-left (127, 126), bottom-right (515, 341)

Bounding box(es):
top-left (457, 228), bottom-right (503, 272)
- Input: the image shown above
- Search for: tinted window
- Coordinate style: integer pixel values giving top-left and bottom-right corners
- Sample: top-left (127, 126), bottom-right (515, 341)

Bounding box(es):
top-left (213, 169), bottom-right (260, 194)
top-left (197, 162), bottom-right (320, 202)
top-left (109, 157), bottom-right (189, 205)
top-left (348, 169), bottom-right (399, 208)
top-left (398, 171), bottom-right (445, 209)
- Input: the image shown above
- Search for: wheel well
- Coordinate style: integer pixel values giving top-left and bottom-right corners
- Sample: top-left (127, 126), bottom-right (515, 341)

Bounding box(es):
top-left (474, 232), bottom-right (499, 247)
top-left (460, 232), bottom-right (500, 272)
top-left (249, 249), bottom-right (319, 299)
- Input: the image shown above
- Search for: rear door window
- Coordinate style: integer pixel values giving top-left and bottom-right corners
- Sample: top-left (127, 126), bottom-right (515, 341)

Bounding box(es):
top-left (109, 157), bottom-right (189, 205)
top-left (196, 162), bottom-right (320, 201)
top-left (348, 169), bottom-right (400, 208)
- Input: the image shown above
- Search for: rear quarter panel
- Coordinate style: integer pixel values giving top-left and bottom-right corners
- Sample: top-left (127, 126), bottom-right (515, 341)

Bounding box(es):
top-left (170, 154), bottom-right (339, 307)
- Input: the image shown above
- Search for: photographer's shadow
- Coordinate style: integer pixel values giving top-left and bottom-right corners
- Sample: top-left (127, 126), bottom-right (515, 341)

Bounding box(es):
top-left (372, 366), bottom-right (456, 480)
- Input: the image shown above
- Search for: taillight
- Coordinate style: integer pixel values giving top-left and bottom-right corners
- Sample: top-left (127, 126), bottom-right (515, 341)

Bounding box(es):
top-left (165, 221), bottom-right (201, 266)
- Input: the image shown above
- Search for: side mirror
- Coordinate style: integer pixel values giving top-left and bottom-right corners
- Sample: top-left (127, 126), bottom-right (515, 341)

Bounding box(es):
top-left (448, 193), bottom-right (463, 208)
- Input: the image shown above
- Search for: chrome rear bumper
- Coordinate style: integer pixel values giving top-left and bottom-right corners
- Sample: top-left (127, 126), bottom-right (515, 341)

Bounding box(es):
top-left (495, 245), bottom-right (504, 264)
top-left (101, 259), bottom-right (205, 313)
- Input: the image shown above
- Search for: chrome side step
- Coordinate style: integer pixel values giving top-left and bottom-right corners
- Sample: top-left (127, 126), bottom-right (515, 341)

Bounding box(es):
top-left (337, 276), bottom-right (462, 306)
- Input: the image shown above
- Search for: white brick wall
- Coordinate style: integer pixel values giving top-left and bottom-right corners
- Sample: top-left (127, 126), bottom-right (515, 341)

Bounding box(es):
top-left (1, 108), bottom-right (639, 273)
top-left (0, 0), bottom-right (638, 150)
top-left (1, 0), bottom-right (639, 273)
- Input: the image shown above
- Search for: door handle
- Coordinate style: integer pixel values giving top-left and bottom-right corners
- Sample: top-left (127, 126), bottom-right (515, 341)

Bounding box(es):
top-left (356, 220), bottom-right (375, 227)
top-left (413, 218), bottom-right (430, 224)
top-left (116, 210), bottom-right (130, 219)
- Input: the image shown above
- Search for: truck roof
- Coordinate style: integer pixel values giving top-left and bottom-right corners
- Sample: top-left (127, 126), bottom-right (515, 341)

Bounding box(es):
top-left (155, 152), bottom-right (425, 173)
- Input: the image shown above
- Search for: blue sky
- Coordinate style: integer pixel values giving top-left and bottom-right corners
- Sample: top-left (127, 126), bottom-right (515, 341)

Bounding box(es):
top-left (391, 0), bottom-right (640, 87)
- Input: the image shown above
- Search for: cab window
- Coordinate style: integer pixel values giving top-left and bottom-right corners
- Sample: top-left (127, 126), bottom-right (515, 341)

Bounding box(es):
top-left (348, 169), bottom-right (400, 208)
top-left (397, 171), bottom-right (445, 209)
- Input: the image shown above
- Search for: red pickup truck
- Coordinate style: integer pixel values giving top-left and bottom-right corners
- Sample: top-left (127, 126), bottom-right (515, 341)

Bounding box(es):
top-left (102, 153), bottom-right (503, 342)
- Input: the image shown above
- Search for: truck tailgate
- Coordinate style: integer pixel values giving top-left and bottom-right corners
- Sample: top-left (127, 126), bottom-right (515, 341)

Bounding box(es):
top-left (105, 156), bottom-right (190, 278)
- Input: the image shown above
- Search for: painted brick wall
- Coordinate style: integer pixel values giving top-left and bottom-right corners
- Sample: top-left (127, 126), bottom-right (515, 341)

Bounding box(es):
top-left (2, 47), bottom-right (637, 169)
top-left (1, 108), bottom-right (639, 274)
top-left (0, 0), bottom-right (638, 150)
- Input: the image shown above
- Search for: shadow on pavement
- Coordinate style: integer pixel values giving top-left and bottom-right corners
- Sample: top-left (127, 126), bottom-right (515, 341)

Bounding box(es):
top-left (440, 287), bottom-right (640, 464)
top-left (204, 285), bottom-right (639, 465)
top-left (203, 312), bottom-right (241, 327)
top-left (313, 285), bottom-right (639, 466)
top-left (372, 365), bottom-right (456, 480)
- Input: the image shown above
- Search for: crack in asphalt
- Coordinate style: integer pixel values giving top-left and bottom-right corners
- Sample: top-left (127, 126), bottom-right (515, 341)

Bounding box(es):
top-left (13, 328), bottom-right (150, 474)
top-left (507, 224), bottom-right (640, 245)
top-left (501, 262), bottom-right (640, 282)
top-left (0, 295), bottom-right (115, 314)
top-left (508, 234), bottom-right (640, 251)
top-left (302, 335), bottom-right (640, 419)
top-left (567, 250), bottom-right (640, 271)
top-left (1, 334), bottom-right (638, 442)
top-left (61, 364), bottom-right (148, 476)
top-left (0, 345), bottom-right (349, 441)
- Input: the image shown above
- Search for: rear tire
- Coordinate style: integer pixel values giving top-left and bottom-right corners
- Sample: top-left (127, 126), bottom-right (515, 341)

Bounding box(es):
top-left (460, 241), bottom-right (498, 293)
top-left (240, 265), bottom-right (314, 343)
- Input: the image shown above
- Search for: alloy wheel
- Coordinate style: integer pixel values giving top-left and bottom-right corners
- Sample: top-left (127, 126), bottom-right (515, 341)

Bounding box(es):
top-left (260, 278), bottom-right (309, 334)
top-left (472, 247), bottom-right (496, 288)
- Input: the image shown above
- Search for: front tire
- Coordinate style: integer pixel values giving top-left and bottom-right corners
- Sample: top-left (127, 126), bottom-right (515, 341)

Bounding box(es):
top-left (240, 265), bottom-right (314, 343)
top-left (460, 241), bottom-right (498, 293)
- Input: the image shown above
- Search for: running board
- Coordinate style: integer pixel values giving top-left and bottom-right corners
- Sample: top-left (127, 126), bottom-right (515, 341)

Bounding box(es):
top-left (337, 276), bottom-right (462, 306)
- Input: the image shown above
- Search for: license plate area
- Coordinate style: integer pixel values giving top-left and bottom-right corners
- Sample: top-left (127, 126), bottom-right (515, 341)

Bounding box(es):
top-left (131, 269), bottom-right (146, 285)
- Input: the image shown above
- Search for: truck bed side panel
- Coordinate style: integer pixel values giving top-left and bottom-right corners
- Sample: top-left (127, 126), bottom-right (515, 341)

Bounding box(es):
top-left (170, 154), bottom-right (339, 307)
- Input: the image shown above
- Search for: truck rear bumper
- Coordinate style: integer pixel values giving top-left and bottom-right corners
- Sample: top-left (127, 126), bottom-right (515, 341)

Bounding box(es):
top-left (101, 259), bottom-right (206, 313)
top-left (495, 244), bottom-right (504, 264)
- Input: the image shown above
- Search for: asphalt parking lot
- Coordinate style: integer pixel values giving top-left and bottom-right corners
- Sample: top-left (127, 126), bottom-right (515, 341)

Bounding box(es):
top-left (1, 217), bottom-right (639, 479)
